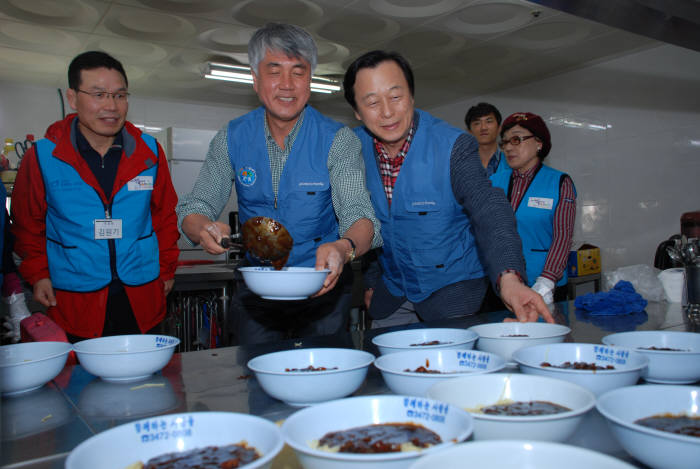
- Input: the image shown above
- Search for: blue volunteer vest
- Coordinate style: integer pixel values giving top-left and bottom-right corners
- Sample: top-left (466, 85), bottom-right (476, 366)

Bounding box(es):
top-left (227, 106), bottom-right (342, 267)
top-left (491, 164), bottom-right (573, 287)
top-left (356, 109), bottom-right (486, 302)
top-left (35, 133), bottom-right (160, 292)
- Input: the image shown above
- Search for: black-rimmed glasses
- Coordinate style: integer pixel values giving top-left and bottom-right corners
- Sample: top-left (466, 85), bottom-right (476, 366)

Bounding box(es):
top-left (77, 89), bottom-right (130, 102)
top-left (499, 134), bottom-right (536, 148)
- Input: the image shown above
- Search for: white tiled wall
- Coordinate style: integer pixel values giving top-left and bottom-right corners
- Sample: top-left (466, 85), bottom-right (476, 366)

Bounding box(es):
top-left (430, 43), bottom-right (700, 273)
top-left (0, 80), bottom-right (251, 142)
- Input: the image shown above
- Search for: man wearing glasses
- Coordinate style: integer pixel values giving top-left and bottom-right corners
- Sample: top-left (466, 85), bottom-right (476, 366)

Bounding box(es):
top-left (11, 51), bottom-right (179, 342)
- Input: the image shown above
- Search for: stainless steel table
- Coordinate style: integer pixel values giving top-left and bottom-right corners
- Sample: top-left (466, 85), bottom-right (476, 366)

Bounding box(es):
top-left (2, 301), bottom-right (698, 468)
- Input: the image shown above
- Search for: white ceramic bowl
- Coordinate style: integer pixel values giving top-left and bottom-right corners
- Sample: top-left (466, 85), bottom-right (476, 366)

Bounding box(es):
top-left (375, 349), bottom-right (506, 397)
top-left (597, 385), bottom-right (700, 469)
top-left (73, 334), bottom-right (179, 383)
top-left (371, 328), bottom-right (478, 356)
top-left (281, 395), bottom-right (473, 469)
top-left (78, 374), bottom-right (179, 419)
top-left (602, 331), bottom-right (700, 384)
top-left (512, 343), bottom-right (648, 396)
top-left (0, 341), bottom-right (72, 395)
top-left (247, 348), bottom-right (374, 406)
top-left (66, 411), bottom-right (284, 469)
top-left (239, 266), bottom-right (330, 300)
top-left (426, 373), bottom-right (595, 442)
top-left (468, 322), bottom-right (571, 363)
top-left (409, 440), bottom-right (637, 469)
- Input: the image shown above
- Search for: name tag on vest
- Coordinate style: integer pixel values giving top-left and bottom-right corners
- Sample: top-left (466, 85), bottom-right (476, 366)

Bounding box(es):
top-left (127, 175), bottom-right (153, 191)
top-left (95, 219), bottom-right (123, 239)
top-left (527, 197), bottom-right (554, 210)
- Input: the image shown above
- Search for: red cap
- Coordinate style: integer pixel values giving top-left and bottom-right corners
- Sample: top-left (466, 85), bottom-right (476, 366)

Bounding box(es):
top-left (501, 112), bottom-right (551, 158)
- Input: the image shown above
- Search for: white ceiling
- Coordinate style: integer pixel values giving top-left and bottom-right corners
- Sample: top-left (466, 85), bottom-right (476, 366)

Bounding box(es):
top-left (0, 0), bottom-right (658, 116)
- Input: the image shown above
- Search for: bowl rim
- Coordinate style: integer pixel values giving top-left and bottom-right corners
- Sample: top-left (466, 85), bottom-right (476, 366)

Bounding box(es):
top-left (410, 439), bottom-right (639, 468)
top-left (512, 343), bottom-right (649, 373)
top-left (467, 322), bottom-right (572, 339)
top-left (426, 372), bottom-right (596, 422)
top-left (596, 385), bottom-right (700, 444)
top-left (238, 266), bottom-right (331, 273)
top-left (72, 334), bottom-right (180, 355)
top-left (0, 341), bottom-right (73, 368)
top-left (65, 411), bottom-right (285, 468)
top-left (601, 331), bottom-right (700, 355)
top-left (371, 328), bottom-right (479, 350)
top-left (247, 347), bottom-right (375, 375)
top-left (374, 349), bottom-right (506, 377)
top-left (281, 395), bottom-right (473, 462)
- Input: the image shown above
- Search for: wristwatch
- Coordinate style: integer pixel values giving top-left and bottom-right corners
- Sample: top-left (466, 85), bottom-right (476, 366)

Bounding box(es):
top-left (341, 237), bottom-right (356, 263)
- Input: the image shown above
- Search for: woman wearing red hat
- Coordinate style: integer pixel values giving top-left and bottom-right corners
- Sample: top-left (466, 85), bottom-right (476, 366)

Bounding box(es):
top-left (490, 112), bottom-right (576, 307)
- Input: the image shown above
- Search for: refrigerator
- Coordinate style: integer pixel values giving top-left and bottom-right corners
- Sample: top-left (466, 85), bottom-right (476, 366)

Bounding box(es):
top-left (166, 127), bottom-right (238, 261)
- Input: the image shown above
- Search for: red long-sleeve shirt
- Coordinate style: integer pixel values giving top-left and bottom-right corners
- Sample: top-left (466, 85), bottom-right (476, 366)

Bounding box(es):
top-left (11, 114), bottom-right (179, 337)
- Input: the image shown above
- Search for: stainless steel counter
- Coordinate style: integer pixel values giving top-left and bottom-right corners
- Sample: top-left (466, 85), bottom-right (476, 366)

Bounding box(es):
top-left (2, 301), bottom-right (698, 469)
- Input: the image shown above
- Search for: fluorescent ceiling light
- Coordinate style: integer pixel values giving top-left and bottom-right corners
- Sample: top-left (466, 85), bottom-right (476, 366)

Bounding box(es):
top-left (204, 62), bottom-right (341, 94)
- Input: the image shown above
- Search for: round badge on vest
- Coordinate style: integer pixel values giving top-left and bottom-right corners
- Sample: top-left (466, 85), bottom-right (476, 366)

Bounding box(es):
top-left (238, 166), bottom-right (256, 186)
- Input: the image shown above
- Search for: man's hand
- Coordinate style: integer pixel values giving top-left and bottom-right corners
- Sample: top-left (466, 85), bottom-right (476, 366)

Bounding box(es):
top-left (33, 278), bottom-right (57, 308)
top-left (163, 278), bottom-right (175, 296)
top-left (499, 273), bottom-right (554, 323)
top-left (311, 240), bottom-right (346, 297)
top-left (182, 214), bottom-right (230, 255)
top-left (198, 221), bottom-right (230, 255)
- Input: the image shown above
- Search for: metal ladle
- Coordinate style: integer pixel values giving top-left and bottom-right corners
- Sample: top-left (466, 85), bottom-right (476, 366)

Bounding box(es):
top-left (221, 216), bottom-right (293, 270)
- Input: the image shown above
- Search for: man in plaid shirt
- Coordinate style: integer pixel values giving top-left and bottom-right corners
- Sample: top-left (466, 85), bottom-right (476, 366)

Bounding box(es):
top-left (344, 50), bottom-right (553, 325)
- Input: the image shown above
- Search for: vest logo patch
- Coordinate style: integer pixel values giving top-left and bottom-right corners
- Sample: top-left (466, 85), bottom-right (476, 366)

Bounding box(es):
top-left (238, 166), bottom-right (256, 186)
top-left (127, 176), bottom-right (153, 191)
top-left (527, 197), bottom-right (554, 210)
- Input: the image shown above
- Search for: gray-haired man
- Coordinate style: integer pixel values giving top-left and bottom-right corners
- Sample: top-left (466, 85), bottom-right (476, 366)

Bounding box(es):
top-left (177, 23), bottom-right (380, 345)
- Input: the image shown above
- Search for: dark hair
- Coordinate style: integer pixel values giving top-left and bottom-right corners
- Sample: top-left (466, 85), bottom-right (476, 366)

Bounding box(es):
top-left (465, 102), bottom-right (502, 130)
top-left (68, 51), bottom-right (128, 90)
top-left (343, 50), bottom-right (415, 110)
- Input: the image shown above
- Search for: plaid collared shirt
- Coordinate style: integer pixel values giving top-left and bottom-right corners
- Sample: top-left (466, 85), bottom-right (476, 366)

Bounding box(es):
top-left (374, 119), bottom-right (416, 205)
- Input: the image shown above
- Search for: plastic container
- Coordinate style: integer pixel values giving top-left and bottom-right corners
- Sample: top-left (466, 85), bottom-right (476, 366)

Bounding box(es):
top-left (658, 267), bottom-right (685, 302)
